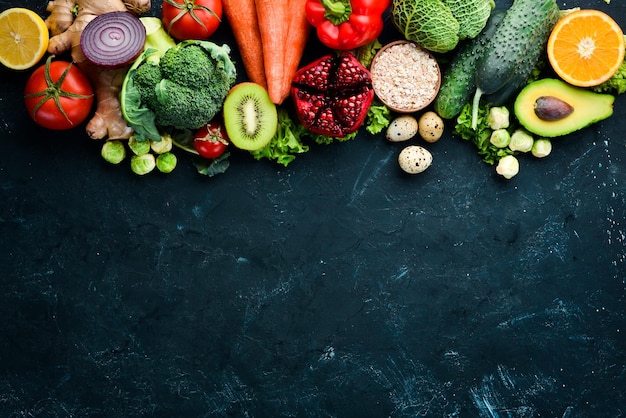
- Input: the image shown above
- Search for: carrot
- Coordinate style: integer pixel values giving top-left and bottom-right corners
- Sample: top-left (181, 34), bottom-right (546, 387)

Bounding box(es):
top-left (279, 0), bottom-right (310, 104)
top-left (255, 0), bottom-right (290, 104)
top-left (222, 0), bottom-right (267, 89)
top-left (226, 0), bottom-right (311, 104)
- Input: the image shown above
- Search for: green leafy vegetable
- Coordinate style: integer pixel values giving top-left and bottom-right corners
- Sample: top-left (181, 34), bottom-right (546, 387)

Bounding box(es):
top-left (194, 153), bottom-right (230, 176)
top-left (251, 108), bottom-right (310, 166)
top-left (443, 0), bottom-right (495, 40)
top-left (354, 39), bottom-right (383, 69)
top-left (156, 152), bottom-right (177, 173)
top-left (121, 18), bottom-right (236, 142)
top-left (365, 100), bottom-right (392, 135)
top-left (454, 102), bottom-right (514, 165)
top-left (391, 0), bottom-right (460, 53)
top-left (312, 131), bottom-right (358, 145)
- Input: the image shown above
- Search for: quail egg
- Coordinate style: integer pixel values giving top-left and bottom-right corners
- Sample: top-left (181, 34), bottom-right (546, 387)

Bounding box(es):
top-left (386, 115), bottom-right (419, 142)
top-left (398, 145), bottom-right (432, 174)
top-left (418, 111), bottom-right (444, 143)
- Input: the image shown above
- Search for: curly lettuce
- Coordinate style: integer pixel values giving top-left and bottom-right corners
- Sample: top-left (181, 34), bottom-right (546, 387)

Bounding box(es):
top-left (250, 108), bottom-right (309, 167)
top-left (454, 102), bottom-right (514, 165)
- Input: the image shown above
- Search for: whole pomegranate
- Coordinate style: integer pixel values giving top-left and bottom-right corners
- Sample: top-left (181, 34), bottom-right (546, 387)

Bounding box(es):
top-left (291, 52), bottom-right (374, 137)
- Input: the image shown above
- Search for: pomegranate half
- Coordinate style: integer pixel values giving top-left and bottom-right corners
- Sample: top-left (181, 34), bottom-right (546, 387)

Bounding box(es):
top-left (291, 52), bottom-right (374, 137)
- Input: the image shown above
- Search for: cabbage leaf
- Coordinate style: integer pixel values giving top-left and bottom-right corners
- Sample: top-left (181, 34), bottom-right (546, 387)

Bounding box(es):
top-left (391, 0), bottom-right (460, 53)
top-left (442, 0), bottom-right (495, 40)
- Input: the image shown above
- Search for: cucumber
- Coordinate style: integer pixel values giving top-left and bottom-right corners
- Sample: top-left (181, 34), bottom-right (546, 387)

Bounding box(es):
top-left (433, 10), bottom-right (505, 119)
top-left (471, 0), bottom-right (560, 128)
top-left (483, 58), bottom-right (544, 106)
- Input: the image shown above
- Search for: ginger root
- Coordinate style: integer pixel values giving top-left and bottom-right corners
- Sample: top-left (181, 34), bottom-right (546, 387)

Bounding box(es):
top-left (45, 0), bottom-right (151, 140)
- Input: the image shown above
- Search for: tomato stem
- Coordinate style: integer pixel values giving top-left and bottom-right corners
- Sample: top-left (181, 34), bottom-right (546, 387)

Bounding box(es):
top-left (23, 55), bottom-right (93, 125)
top-left (163, 0), bottom-right (221, 35)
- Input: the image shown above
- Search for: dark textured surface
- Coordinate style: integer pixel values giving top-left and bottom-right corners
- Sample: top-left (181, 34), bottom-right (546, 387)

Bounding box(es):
top-left (1, 0), bottom-right (624, 416)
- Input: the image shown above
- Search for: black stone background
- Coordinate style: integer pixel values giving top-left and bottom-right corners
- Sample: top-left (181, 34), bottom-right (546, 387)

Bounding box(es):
top-left (1, 0), bottom-right (624, 416)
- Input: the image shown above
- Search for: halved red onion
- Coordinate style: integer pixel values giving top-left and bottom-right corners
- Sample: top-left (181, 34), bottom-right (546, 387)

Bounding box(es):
top-left (80, 11), bottom-right (146, 68)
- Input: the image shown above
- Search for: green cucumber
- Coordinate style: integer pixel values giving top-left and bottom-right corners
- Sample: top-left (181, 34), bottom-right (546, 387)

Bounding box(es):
top-left (434, 10), bottom-right (505, 119)
top-left (483, 58), bottom-right (545, 105)
top-left (471, 0), bottom-right (560, 128)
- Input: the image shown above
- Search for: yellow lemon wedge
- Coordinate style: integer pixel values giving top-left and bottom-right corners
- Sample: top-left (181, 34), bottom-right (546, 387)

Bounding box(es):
top-left (0, 8), bottom-right (49, 70)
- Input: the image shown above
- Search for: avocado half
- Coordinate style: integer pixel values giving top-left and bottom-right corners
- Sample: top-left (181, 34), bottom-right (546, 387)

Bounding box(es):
top-left (514, 78), bottom-right (614, 137)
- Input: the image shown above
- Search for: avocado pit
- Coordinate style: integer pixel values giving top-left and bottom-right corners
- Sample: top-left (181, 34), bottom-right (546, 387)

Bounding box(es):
top-left (534, 96), bottom-right (574, 121)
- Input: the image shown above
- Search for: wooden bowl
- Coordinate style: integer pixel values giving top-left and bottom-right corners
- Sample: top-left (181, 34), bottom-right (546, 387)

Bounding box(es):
top-left (370, 40), bottom-right (441, 113)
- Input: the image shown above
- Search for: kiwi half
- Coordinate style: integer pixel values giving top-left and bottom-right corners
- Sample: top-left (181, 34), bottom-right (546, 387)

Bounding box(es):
top-left (223, 82), bottom-right (278, 151)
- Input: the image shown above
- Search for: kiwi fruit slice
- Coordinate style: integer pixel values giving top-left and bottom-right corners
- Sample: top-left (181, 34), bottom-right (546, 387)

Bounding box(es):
top-left (223, 82), bottom-right (278, 151)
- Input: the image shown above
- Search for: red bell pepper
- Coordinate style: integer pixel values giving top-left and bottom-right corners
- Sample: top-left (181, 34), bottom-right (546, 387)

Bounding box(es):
top-left (305, 0), bottom-right (390, 51)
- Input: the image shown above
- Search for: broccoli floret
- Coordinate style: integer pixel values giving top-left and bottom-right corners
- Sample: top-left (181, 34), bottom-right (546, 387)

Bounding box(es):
top-left (152, 80), bottom-right (223, 130)
top-left (121, 18), bottom-right (237, 140)
top-left (142, 41), bottom-right (236, 130)
top-left (133, 62), bottom-right (161, 105)
top-left (159, 44), bottom-right (217, 89)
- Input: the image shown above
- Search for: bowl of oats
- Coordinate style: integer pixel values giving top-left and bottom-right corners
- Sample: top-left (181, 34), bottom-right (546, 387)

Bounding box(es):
top-left (369, 40), bottom-right (441, 113)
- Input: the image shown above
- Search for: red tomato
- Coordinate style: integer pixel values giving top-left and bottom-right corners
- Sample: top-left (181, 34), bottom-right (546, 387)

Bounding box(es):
top-left (162, 0), bottom-right (223, 41)
top-left (24, 56), bottom-right (94, 131)
top-left (194, 122), bottom-right (229, 159)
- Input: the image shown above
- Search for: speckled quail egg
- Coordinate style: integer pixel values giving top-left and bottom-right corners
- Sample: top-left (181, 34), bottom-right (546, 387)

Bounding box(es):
top-left (418, 111), bottom-right (444, 143)
top-left (398, 145), bottom-right (433, 174)
top-left (386, 115), bottom-right (419, 142)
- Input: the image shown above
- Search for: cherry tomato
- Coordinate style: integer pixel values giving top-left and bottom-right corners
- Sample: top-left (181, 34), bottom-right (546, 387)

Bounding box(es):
top-left (24, 56), bottom-right (94, 131)
top-left (194, 122), bottom-right (229, 159)
top-left (162, 0), bottom-right (223, 41)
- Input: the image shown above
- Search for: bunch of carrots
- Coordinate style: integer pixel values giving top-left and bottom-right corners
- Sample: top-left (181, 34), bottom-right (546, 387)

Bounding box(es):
top-left (223, 0), bottom-right (311, 105)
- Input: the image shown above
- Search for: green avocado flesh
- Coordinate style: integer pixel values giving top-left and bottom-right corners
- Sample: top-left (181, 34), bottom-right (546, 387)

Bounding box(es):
top-left (514, 78), bottom-right (615, 137)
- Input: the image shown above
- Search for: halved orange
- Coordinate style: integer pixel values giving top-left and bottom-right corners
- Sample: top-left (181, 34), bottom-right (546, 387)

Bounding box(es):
top-left (0, 8), bottom-right (49, 70)
top-left (547, 9), bottom-right (625, 87)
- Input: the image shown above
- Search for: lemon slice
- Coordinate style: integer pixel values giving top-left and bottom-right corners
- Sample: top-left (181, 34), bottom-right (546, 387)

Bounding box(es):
top-left (0, 8), bottom-right (49, 70)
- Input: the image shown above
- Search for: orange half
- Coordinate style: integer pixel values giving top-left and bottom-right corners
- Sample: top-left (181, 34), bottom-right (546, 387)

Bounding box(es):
top-left (0, 8), bottom-right (49, 70)
top-left (547, 9), bottom-right (625, 87)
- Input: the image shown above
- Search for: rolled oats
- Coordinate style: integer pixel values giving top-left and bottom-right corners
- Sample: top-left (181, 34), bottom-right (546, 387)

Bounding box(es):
top-left (370, 41), bottom-right (441, 112)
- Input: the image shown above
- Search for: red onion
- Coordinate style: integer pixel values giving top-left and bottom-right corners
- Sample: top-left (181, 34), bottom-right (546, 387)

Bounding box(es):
top-left (80, 11), bottom-right (146, 68)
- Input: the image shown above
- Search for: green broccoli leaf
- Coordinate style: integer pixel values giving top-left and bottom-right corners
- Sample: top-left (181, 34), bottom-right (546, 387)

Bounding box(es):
top-left (119, 71), bottom-right (161, 142)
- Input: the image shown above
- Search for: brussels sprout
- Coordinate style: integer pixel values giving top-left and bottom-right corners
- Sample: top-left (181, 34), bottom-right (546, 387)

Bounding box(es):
top-left (508, 129), bottom-right (534, 153)
top-left (531, 138), bottom-right (552, 158)
top-left (496, 155), bottom-right (519, 179)
top-left (101, 140), bottom-right (126, 164)
top-left (131, 153), bottom-right (156, 175)
top-left (151, 132), bottom-right (173, 154)
top-left (156, 152), bottom-right (177, 173)
top-left (488, 106), bottom-right (510, 130)
top-left (489, 129), bottom-right (511, 148)
top-left (128, 136), bottom-right (151, 155)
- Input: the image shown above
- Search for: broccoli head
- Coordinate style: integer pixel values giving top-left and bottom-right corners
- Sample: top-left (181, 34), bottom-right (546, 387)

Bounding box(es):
top-left (122, 19), bottom-right (237, 140)
top-left (139, 41), bottom-right (237, 131)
